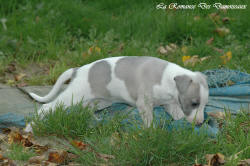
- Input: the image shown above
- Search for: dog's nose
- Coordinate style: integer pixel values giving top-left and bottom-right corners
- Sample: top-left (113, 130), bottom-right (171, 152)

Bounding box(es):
top-left (195, 120), bottom-right (204, 127)
top-left (196, 122), bottom-right (203, 127)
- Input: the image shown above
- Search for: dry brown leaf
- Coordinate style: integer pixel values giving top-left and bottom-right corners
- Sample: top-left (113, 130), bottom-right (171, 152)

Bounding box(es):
top-left (206, 37), bottom-right (214, 45)
top-left (205, 153), bottom-right (225, 166)
top-left (8, 131), bottom-right (23, 144)
top-left (0, 154), bottom-right (5, 160)
top-left (169, 43), bottom-right (178, 50)
top-left (209, 13), bottom-right (220, 22)
top-left (17, 82), bottom-right (28, 87)
top-left (97, 153), bottom-right (115, 162)
top-left (0, 158), bottom-right (16, 166)
top-left (43, 161), bottom-right (57, 166)
top-left (222, 17), bottom-right (230, 23)
top-left (33, 144), bottom-right (49, 155)
top-left (207, 112), bottom-right (226, 119)
top-left (213, 47), bottom-right (223, 53)
top-left (2, 128), bottom-right (11, 134)
top-left (71, 140), bottom-right (88, 150)
top-left (158, 46), bottom-right (168, 55)
top-left (183, 55), bottom-right (200, 67)
top-left (201, 56), bottom-right (211, 62)
top-left (21, 137), bottom-right (33, 147)
top-left (48, 150), bottom-right (68, 164)
top-left (215, 27), bottom-right (230, 37)
top-left (14, 73), bottom-right (26, 81)
top-left (68, 152), bottom-right (78, 161)
top-left (28, 155), bottom-right (46, 164)
top-left (238, 159), bottom-right (250, 166)
top-left (158, 44), bottom-right (178, 55)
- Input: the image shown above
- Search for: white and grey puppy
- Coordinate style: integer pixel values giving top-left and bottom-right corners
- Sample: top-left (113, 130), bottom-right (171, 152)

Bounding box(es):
top-left (25, 56), bottom-right (209, 132)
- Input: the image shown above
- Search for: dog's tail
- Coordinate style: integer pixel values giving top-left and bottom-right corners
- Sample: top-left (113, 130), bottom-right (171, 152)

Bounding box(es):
top-left (29, 68), bottom-right (75, 103)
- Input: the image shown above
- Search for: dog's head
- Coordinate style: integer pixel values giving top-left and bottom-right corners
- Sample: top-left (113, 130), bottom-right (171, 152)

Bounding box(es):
top-left (174, 72), bottom-right (209, 125)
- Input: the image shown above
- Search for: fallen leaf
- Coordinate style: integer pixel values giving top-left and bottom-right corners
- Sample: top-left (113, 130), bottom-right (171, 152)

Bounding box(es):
top-left (158, 46), bottom-right (168, 55)
top-left (21, 137), bottom-right (33, 147)
top-left (182, 55), bottom-right (191, 63)
top-left (14, 73), bottom-right (26, 81)
top-left (206, 37), bottom-right (214, 45)
top-left (206, 153), bottom-right (225, 166)
top-left (33, 144), bottom-right (49, 154)
top-left (67, 152), bottom-right (78, 161)
top-left (213, 47), bottom-right (223, 53)
top-left (220, 51), bottom-right (232, 64)
top-left (48, 150), bottom-right (68, 164)
top-left (17, 82), bottom-right (28, 87)
top-left (71, 140), bottom-right (87, 150)
top-left (43, 161), bottom-right (57, 166)
top-left (28, 155), bottom-right (46, 164)
top-left (0, 154), bottom-right (5, 160)
top-left (96, 152), bottom-right (115, 162)
top-left (201, 56), bottom-right (211, 62)
top-left (2, 128), bottom-right (11, 134)
top-left (158, 43), bottom-right (178, 55)
top-left (88, 46), bottom-right (101, 55)
top-left (8, 131), bottom-right (23, 144)
top-left (222, 17), bottom-right (230, 23)
top-left (169, 43), bottom-right (178, 50)
top-left (183, 55), bottom-right (200, 67)
top-left (209, 12), bottom-right (220, 22)
top-left (207, 112), bottom-right (226, 119)
top-left (238, 159), bottom-right (250, 166)
top-left (215, 27), bottom-right (230, 37)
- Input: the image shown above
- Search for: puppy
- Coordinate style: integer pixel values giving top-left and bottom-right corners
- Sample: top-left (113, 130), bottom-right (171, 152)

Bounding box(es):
top-left (25, 56), bottom-right (209, 132)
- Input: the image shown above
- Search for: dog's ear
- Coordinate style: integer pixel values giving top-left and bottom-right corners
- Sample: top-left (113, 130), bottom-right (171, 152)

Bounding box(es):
top-left (174, 75), bottom-right (192, 94)
top-left (195, 72), bottom-right (209, 89)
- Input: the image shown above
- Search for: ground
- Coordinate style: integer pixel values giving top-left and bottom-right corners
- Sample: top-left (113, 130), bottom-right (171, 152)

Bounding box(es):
top-left (0, 0), bottom-right (250, 165)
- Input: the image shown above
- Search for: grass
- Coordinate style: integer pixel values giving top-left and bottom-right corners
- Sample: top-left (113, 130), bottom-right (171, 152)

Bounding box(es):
top-left (0, 0), bottom-right (249, 165)
top-left (0, 0), bottom-right (250, 85)
top-left (29, 103), bottom-right (250, 165)
top-left (5, 143), bottom-right (36, 161)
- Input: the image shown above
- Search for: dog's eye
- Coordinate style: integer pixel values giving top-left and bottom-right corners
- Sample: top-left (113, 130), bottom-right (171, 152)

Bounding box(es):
top-left (192, 102), bottom-right (199, 107)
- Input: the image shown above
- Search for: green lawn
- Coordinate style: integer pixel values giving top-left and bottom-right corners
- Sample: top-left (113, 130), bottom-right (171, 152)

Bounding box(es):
top-left (0, 0), bottom-right (249, 85)
top-left (29, 103), bottom-right (250, 165)
top-left (1, 0), bottom-right (249, 165)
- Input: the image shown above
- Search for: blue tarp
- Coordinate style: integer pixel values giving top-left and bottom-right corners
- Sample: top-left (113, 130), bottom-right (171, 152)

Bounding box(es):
top-left (1, 69), bottom-right (249, 136)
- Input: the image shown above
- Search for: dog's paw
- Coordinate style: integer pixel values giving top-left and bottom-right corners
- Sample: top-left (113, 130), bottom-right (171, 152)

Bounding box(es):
top-left (24, 123), bottom-right (33, 133)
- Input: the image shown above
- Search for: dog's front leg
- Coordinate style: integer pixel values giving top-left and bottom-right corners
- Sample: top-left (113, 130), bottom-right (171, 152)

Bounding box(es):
top-left (136, 94), bottom-right (153, 128)
top-left (164, 101), bottom-right (185, 120)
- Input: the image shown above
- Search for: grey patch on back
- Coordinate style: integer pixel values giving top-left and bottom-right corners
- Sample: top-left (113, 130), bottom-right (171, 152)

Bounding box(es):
top-left (115, 56), bottom-right (168, 101)
top-left (88, 61), bottom-right (112, 98)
